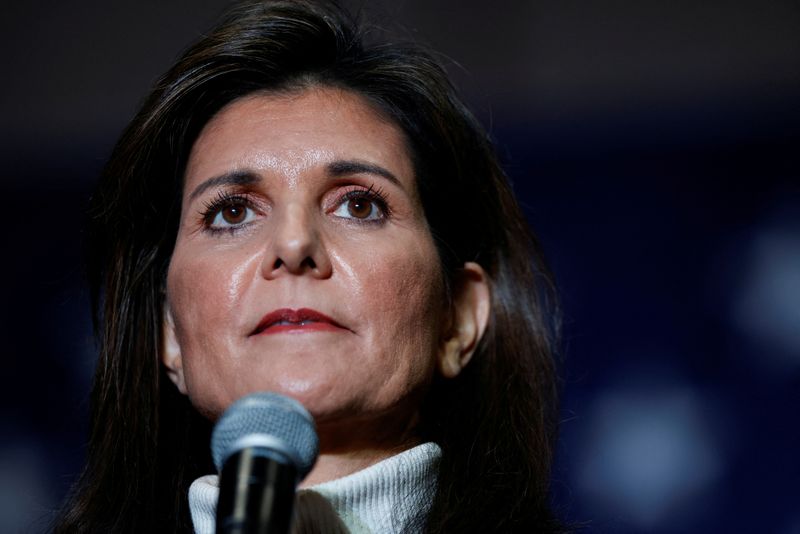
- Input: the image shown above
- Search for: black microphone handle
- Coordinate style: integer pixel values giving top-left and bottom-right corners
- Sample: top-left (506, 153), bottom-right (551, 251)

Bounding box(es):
top-left (216, 448), bottom-right (298, 534)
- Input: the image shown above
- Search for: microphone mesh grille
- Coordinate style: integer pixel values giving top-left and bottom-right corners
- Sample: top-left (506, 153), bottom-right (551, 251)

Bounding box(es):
top-left (211, 392), bottom-right (319, 478)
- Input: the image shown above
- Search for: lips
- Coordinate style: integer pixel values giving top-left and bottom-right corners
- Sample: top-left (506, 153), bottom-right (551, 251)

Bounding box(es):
top-left (252, 308), bottom-right (347, 335)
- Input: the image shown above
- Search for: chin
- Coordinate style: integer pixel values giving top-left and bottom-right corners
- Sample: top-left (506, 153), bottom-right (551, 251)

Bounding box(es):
top-left (248, 376), bottom-right (342, 416)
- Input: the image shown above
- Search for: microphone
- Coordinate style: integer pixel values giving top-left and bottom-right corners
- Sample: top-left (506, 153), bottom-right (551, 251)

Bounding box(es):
top-left (211, 392), bottom-right (319, 534)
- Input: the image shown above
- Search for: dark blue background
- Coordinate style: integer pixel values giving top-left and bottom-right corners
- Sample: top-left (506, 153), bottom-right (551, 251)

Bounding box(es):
top-left (1, 1), bottom-right (798, 532)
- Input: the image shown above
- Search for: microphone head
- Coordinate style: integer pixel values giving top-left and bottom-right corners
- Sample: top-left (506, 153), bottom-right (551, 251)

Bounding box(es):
top-left (211, 392), bottom-right (319, 479)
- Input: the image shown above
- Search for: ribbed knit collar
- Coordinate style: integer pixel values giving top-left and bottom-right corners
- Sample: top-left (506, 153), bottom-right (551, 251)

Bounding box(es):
top-left (189, 442), bottom-right (441, 533)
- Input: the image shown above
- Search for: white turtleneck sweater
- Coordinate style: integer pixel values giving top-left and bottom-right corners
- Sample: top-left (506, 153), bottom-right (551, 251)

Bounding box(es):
top-left (189, 442), bottom-right (441, 534)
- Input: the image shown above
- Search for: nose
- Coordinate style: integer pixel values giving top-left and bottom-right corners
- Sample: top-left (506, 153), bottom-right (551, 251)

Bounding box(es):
top-left (260, 202), bottom-right (333, 280)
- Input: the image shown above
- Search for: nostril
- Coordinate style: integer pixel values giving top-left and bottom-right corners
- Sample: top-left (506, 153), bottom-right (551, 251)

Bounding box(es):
top-left (270, 256), bottom-right (318, 274)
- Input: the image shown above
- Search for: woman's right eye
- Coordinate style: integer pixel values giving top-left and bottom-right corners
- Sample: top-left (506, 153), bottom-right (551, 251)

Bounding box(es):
top-left (202, 194), bottom-right (258, 232)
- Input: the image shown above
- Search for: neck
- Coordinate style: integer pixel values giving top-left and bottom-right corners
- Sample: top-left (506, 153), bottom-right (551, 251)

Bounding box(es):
top-left (301, 409), bottom-right (421, 487)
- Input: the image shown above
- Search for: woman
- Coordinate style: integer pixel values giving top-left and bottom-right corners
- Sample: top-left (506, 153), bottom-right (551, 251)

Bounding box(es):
top-left (56, 1), bottom-right (562, 532)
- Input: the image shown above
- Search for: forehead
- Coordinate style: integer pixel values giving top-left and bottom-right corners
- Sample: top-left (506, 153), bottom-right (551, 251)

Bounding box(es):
top-left (184, 86), bottom-right (416, 192)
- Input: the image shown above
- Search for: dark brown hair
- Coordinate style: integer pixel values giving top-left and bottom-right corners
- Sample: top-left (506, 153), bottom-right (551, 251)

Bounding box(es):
top-left (56, 1), bottom-right (562, 531)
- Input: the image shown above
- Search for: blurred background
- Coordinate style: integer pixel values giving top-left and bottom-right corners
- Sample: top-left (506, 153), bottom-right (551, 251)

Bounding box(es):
top-left (1, 0), bottom-right (798, 532)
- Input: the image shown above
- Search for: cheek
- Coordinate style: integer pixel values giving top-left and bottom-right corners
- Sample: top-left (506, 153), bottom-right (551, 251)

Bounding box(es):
top-left (169, 244), bottom-right (258, 328)
top-left (170, 257), bottom-right (230, 333)
top-left (166, 245), bottom-right (260, 400)
top-left (349, 239), bottom-right (445, 368)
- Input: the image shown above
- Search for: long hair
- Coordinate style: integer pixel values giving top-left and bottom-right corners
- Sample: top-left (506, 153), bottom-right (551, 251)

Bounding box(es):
top-left (56, 1), bottom-right (562, 532)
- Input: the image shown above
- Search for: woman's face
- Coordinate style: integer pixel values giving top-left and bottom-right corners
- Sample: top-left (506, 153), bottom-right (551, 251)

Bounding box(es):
top-left (163, 87), bottom-right (449, 443)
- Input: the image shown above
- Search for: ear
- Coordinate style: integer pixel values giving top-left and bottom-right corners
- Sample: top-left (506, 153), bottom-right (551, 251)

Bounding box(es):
top-left (161, 302), bottom-right (188, 394)
top-left (437, 262), bottom-right (491, 379)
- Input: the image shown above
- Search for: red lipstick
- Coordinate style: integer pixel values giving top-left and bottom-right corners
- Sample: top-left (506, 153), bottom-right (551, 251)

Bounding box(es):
top-left (252, 308), bottom-right (346, 335)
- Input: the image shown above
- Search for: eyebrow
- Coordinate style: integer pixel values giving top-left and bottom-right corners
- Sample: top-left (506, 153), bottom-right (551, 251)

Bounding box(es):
top-left (188, 170), bottom-right (260, 201)
top-left (327, 160), bottom-right (402, 189)
top-left (188, 159), bottom-right (403, 201)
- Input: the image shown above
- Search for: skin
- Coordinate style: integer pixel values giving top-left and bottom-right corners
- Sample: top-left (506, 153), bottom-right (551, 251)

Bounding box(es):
top-left (162, 86), bottom-right (490, 484)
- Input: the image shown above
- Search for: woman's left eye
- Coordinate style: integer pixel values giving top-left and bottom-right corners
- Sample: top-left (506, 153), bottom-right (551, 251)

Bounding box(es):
top-left (332, 193), bottom-right (386, 221)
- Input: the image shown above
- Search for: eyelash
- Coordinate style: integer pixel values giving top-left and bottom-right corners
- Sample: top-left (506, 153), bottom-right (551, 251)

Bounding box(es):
top-left (199, 191), bottom-right (258, 235)
top-left (197, 185), bottom-right (391, 235)
top-left (336, 184), bottom-right (391, 222)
